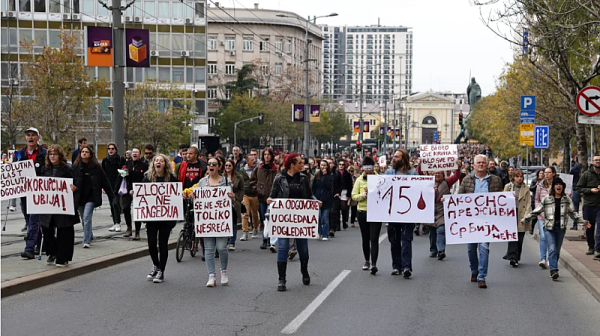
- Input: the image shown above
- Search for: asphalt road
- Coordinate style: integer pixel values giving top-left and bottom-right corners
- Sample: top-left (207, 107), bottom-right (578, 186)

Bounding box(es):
top-left (2, 226), bottom-right (600, 336)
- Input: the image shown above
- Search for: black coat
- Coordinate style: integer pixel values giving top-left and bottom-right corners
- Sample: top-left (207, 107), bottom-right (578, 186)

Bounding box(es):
top-left (332, 169), bottom-right (353, 199)
top-left (18, 146), bottom-right (47, 176)
top-left (73, 162), bottom-right (114, 208)
top-left (113, 159), bottom-right (149, 207)
top-left (39, 165), bottom-right (81, 228)
top-left (101, 154), bottom-right (126, 190)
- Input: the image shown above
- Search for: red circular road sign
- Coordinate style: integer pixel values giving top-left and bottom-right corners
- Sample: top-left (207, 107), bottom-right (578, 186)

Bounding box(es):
top-left (577, 86), bottom-right (600, 116)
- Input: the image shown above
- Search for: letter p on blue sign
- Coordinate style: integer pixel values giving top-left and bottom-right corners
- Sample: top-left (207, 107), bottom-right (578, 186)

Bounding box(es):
top-left (521, 95), bottom-right (536, 111)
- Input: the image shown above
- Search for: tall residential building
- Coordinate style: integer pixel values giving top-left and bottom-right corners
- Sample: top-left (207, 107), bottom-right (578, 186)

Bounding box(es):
top-left (1, 0), bottom-right (207, 151)
top-left (321, 24), bottom-right (413, 104)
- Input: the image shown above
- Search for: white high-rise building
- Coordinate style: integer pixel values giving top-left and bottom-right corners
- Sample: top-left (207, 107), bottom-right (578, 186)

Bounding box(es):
top-left (321, 24), bottom-right (413, 104)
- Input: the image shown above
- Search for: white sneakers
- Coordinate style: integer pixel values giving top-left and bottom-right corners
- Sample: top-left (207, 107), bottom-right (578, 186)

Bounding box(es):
top-left (240, 232), bottom-right (248, 241)
top-left (539, 260), bottom-right (548, 269)
top-left (108, 224), bottom-right (122, 232)
top-left (322, 237), bottom-right (329, 241)
top-left (9, 206), bottom-right (15, 212)
top-left (220, 270), bottom-right (229, 285)
top-left (206, 274), bottom-right (216, 287)
top-left (206, 271), bottom-right (229, 287)
top-left (82, 243), bottom-right (91, 248)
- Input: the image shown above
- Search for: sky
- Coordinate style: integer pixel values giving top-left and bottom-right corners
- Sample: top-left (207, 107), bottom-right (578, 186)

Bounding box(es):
top-left (227, 0), bottom-right (515, 96)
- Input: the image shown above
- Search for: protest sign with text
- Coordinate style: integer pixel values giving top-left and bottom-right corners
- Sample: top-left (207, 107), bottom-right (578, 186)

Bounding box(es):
top-left (366, 175), bottom-right (435, 223)
top-left (420, 144), bottom-right (458, 171)
top-left (133, 182), bottom-right (183, 221)
top-left (444, 192), bottom-right (517, 244)
top-left (1, 160), bottom-right (36, 200)
top-left (26, 177), bottom-right (75, 215)
top-left (559, 173), bottom-right (573, 195)
top-left (268, 199), bottom-right (320, 239)
top-left (194, 186), bottom-right (233, 237)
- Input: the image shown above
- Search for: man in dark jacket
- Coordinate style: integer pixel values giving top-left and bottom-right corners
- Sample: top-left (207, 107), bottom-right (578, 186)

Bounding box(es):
top-left (250, 148), bottom-right (278, 249)
top-left (576, 156), bottom-right (600, 256)
top-left (332, 159), bottom-right (353, 232)
top-left (19, 127), bottom-right (47, 259)
top-left (101, 142), bottom-right (126, 232)
top-left (71, 137), bottom-right (87, 162)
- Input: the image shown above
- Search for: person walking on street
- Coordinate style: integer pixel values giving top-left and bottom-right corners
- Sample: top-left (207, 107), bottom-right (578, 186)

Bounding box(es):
top-left (535, 167), bottom-right (556, 268)
top-left (71, 138), bottom-right (87, 162)
top-left (39, 145), bottom-right (80, 267)
top-left (184, 157), bottom-right (235, 287)
top-left (102, 142), bottom-right (126, 232)
top-left (349, 166), bottom-right (359, 227)
top-left (250, 148), bottom-right (278, 250)
top-left (351, 157), bottom-right (381, 274)
top-left (239, 153), bottom-right (260, 241)
top-left (428, 164), bottom-right (461, 260)
top-left (529, 169), bottom-right (545, 235)
top-left (114, 147), bottom-right (149, 239)
top-left (19, 127), bottom-right (47, 259)
top-left (503, 169), bottom-right (532, 267)
top-left (312, 160), bottom-right (333, 241)
top-left (143, 154), bottom-right (178, 283)
top-left (459, 154), bottom-right (503, 288)
top-left (334, 159), bottom-right (353, 230)
top-left (268, 153), bottom-right (320, 291)
top-left (141, 144), bottom-right (155, 164)
top-left (384, 149), bottom-right (418, 278)
top-left (173, 144), bottom-right (187, 165)
top-left (73, 146), bottom-right (114, 248)
top-left (576, 156), bottom-right (600, 257)
top-left (522, 178), bottom-right (589, 280)
top-left (223, 159), bottom-right (243, 251)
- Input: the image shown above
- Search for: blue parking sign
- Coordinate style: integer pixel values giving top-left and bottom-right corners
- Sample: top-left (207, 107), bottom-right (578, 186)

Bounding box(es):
top-left (534, 125), bottom-right (549, 149)
top-left (521, 96), bottom-right (536, 111)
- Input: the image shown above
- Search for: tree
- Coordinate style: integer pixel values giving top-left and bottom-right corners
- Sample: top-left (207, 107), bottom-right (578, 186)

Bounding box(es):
top-left (213, 93), bottom-right (264, 148)
top-left (17, 29), bottom-right (108, 148)
top-left (474, 0), bottom-right (600, 172)
top-left (1, 81), bottom-right (27, 149)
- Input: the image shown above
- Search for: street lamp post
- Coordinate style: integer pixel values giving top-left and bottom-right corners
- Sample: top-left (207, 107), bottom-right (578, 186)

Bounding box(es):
top-left (277, 12), bottom-right (338, 157)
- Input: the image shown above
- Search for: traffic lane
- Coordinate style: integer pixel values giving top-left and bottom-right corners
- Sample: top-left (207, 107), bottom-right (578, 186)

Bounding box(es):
top-left (294, 234), bottom-right (600, 336)
top-left (1, 227), bottom-right (366, 336)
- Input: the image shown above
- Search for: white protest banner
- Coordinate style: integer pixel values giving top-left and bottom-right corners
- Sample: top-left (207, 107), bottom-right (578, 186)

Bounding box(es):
top-left (268, 199), bottom-right (320, 239)
top-left (420, 144), bottom-right (458, 171)
top-left (366, 175), bottom-right (435, 223)
top-left (193, 186), bottom-right (233, 237)
top-left (133, 182), bottom-right (183, 221)
top-left (1, 160), bottom-right (36, 200)
top-left (26, 177), bottom-right (75, 215)
top-left (559, 173), bottom-right (574, 195)
top-left (444, 192), bottom-right (517, 244)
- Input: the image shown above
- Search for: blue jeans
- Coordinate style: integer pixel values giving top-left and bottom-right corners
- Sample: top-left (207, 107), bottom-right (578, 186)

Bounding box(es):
top-left (387, 223), bottom-right (414, 271)
top-left (582, 205), bottom-right (600, 250)
top-left (228, 207), bottom-right (238, 246)
top-left (572, 190), bottom-right (581, 215)
top-left (79, 202), bottom-right (95, 244)
top-left (318, 208), bottom-right (330, 238)
top-left (428, 225), bottom-right (445, 253)
top-left (538, 219), bottom-right (548, 261)
top-left (204, 237), bottom-right (228, 275)
top-left (277, 237), bottom-right (308, 262)
top-left (467, 242), bottom-right (489, 281)
top-left (545, 227), bottom-right (566, 272)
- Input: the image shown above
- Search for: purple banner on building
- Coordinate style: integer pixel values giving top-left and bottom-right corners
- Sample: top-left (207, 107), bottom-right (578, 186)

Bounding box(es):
top-left (310, 105), bottom-right (320, 123)
top-left (125, 29), bottom-right (150, 67)
top-left (292, 104), bottom-right (305, 122)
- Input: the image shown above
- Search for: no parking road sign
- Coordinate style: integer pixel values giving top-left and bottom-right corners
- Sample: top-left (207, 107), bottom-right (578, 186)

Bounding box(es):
top-left (577, 86), bottom-right (600, 116)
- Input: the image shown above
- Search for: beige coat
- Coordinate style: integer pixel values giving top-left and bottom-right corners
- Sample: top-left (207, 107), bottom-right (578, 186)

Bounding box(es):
top-left (504, 182), bottom-right (532, 232)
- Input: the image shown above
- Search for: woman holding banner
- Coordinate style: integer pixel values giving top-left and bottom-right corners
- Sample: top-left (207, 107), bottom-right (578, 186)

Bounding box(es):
top-left (142, 154), bottom-right (178, 283)
top-left (223, 159), bottom-right (243, 251)
top-left (312, 160), bottom-right (333, 240)
top-left (40, 145), bottom-right (80, 267)
top-left (522, 178), bottom-right (589, 280)
top-left (268, 153), bottom-right (320, 292)
top-left (503, 169), bottom-right (531, 267)
top-left (184, 157), bottom-right (235, 287)
top-left (72, 146), bottom-right (114, 248)
top-left (351, 156), bottom-right (381, 274)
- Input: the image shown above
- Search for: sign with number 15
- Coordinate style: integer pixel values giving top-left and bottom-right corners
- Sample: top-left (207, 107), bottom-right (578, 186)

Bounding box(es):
top-left (366, 175), bottom-right (435, 223)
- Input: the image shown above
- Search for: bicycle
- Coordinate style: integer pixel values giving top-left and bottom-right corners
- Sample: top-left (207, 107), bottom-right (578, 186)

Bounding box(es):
top-left (176, 199), bottom-right (203, 262)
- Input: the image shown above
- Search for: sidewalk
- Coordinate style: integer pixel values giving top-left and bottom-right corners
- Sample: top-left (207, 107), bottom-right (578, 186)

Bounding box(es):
top-left (0, 198), bottom-right (183, 297)
top-left (535, 226), bottom-right (600, 302)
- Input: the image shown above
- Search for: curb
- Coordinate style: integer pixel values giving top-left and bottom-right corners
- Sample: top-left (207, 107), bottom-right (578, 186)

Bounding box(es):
top-left (1, 241), bottom-right (177, 298)
top-left (533, 233), bottom-right (600, 303)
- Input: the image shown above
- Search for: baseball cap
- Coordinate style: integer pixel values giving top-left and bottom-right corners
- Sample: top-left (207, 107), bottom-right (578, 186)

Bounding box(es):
top-left (24, 127), bottom-right (40, 136)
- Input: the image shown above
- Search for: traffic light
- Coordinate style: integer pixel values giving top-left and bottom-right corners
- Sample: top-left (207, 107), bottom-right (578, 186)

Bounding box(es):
top-left (458, 113), bottom-right (464, 132)
top-left (258, 113), bottom-right (264, 125)
top-left (356, 140), bottom-right (362, 151)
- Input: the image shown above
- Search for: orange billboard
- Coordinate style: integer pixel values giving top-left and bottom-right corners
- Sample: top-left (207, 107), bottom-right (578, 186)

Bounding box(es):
top-left (85, 26), bottom-right (113, 67)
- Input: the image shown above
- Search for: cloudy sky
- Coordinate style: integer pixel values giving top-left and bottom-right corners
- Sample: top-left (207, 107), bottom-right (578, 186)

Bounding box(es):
top-left (223, 0), bottom-right (515, 96)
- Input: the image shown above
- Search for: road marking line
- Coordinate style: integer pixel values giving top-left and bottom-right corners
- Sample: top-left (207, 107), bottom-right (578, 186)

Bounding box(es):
top-left (281, 270), bottom-right (351, 334)
top-left (379, 232), bottom-right (388, 244)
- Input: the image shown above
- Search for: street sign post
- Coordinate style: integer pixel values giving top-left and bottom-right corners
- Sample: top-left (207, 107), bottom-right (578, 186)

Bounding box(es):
top-left (520, 123), bottom-right (534, 146)
top-left (577, 86), bottom-right (600, 116)
top-left (578, 115), bottom-right (600, 125)
top-left (534, 125), bottom-right (549, 149)
top-left (520, 95), bottom-right (536, 125)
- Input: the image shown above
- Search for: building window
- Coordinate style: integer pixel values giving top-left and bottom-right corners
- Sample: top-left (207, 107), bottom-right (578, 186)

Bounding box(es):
top-left (207, 63), bottom-right (217, 74)
top-left (225, 63), bottom-right (235, 75)
top-left (285, 41), bottom-right (291, 53)
top-left (259, 39), bottom-right (268, 51)
top-left (195, 2), bottom-right (204, 18)
top-left (261, 64), bottom-right (269, 75)
top-left (208, 36), bottom-right (217, 50)
top-left (243, 37), bottom-right (253, 51)
top-left (225, 89), bottom-right (231, 100)
top-left (275, 63), bottom-right (282, 75)
top-left (195, 67), bottom-right (205, 83)
top-left (225, 37), bottom-right (235, 51)
top-left (275, 41), bottom-right (283, 53)
top-left (207, 87), bottom-right (217, 99)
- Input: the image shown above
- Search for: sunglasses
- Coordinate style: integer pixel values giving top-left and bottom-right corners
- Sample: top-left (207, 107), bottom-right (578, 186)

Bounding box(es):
top-left (108, 147), bottom-right (116, 150)
top-left (145, 152), bottom-right (153, 155)
top-left (225, 164), bottom-right (233, 168)
top-left (208, 162), bottom-right (218, 167)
